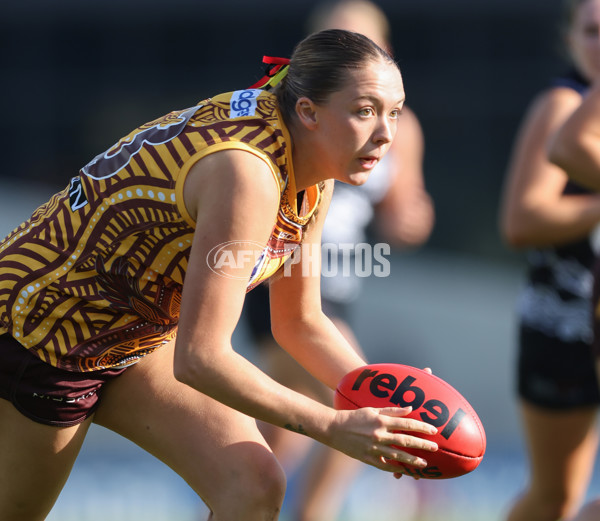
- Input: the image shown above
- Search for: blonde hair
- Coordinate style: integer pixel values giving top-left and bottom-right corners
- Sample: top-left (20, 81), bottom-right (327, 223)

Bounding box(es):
top-left (305, 0), bottom-right (391, 52)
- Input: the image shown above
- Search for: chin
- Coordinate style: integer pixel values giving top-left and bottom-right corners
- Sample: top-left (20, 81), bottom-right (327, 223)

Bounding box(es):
top-left (347, 172), bottom-right (371, 186)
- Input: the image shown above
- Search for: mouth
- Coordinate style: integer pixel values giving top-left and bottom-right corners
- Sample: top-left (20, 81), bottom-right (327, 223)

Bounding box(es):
top-left (358, 155), bottom-right (379, 170)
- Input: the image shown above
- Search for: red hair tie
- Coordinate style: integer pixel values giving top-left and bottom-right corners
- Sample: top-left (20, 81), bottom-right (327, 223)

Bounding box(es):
top-left (249, 56), bottom-right (291, 89)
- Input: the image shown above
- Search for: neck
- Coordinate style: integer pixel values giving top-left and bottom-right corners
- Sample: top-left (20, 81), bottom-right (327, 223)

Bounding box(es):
top-left (288, 124), bottom-right (325, 193)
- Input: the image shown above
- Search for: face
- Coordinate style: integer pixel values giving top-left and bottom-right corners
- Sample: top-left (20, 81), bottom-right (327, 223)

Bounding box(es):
top-left (568, 0), bottom-right (600, 82)
top-left (311, 58), bottom-right (405, 186)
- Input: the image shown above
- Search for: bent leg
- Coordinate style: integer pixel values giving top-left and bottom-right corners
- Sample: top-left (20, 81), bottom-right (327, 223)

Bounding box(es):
top-left (506, 402), bottom-right (599, 521)
top-left (93, 341), bottom-right (286, 521)
top-left (257, 328), bottom-right (362, 521)
top-left (0, 398), bottom-right (91, 521)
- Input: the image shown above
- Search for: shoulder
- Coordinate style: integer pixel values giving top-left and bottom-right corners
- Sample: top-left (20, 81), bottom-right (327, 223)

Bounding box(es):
top-left (527, 86), bottom-right (583, 120)
top-left (550, 69), bottom-right (589, 95)
top-left (518, 86), bottom-right (584, 139)
top-left (198, 89), bottom-right (279, 121)
top-left (184, 149), bottom-right (281, 222)
top-left (193, 148), bottom-right (280, 196)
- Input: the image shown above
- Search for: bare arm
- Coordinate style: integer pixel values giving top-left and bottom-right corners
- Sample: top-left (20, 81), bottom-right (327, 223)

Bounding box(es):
top-left (549, 83), bottom-right (600, 191)
top-left (499, 87), bottom-right (600, 248)
top-left (174, 150), bottom-right (328, 434)
top-left (269, 180), bottom-right (366, 390)
top-left (173, 151), bottom-right (437, 472)
top-left (374, 106), bottom-right (435, 248)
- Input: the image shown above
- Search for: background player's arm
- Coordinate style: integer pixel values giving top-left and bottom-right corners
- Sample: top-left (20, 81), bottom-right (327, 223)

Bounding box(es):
top-left (500, 87), bottom-right (600, 248)
top-left (550, 83), bottom-right (600, 191)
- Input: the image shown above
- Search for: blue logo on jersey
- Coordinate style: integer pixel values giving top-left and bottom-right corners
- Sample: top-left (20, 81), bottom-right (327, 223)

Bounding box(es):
top-left (230, 89), bottom-right (261, 119)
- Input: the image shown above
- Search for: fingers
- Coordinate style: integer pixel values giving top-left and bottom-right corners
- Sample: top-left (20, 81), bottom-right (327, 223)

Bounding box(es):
top-left (378, 406), bottom-right (414, 418)
top-left (390, 431), bottom-right (438, 452)
top-left (378, 407), bottom-right (439, 437)
top-left (332, 406), bottom-right (439, 478)
top-left (366, 446), bottom-right (428, 475)
top-left (379, 443), bottom-right (432, 468)
top-left (369, 406), bottom-right (438, 475)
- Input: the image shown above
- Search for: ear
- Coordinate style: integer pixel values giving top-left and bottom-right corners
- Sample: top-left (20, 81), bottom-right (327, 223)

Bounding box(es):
top-left (295, 97), bottom-right (319, 130)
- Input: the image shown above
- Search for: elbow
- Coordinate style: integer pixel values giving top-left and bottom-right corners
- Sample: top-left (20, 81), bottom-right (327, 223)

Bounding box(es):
top-left (270, 319), bottom-right (289, 349)
top-left (173, 345), bottom-right (201, 388)
top-left (173, 359), bottom-right (194, 388)
top-left (547, 139), bottom-right (575, 173)
top-left (172, 338), bottom-right (231, 394)
top-left (499, 214), bottom-right (529, 249)
top-left (501, 228), bottom-right (527, 249)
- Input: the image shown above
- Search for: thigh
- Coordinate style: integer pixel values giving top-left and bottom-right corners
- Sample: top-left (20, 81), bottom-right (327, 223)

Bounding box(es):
top-left (0, 397), bottom-right (92, 521)
top-left (93, 340), bottom-right (279, 509)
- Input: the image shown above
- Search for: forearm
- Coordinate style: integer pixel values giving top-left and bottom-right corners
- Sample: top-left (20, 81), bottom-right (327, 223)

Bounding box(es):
top-left (174, 341), bottom-right (337, 444)
top-left (549, 85), bottom-right (600, 191)
top-left (271, 309), bottom-right (367, 390)
top-left (503, 193), bottom-right (600, 248)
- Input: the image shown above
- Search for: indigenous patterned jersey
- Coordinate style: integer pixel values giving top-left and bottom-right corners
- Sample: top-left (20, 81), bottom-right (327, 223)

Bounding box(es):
top-left (0, 89), bottom-right (321, 372)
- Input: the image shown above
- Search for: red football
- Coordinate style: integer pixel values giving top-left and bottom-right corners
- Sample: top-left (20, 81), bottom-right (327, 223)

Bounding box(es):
top-left (334, 363), bottom-right (486, 479)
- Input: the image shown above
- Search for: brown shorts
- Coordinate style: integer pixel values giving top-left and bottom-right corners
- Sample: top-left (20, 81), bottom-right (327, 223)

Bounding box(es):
top-left (0, 334), bottom-right (127, 427)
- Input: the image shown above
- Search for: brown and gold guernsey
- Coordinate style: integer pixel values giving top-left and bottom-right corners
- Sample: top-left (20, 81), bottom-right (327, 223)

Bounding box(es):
top-left (0, 89), bottom-right (321, 372)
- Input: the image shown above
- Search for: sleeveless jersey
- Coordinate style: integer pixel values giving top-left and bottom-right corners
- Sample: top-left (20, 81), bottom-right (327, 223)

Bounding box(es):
top-left (517, 70), bottom-right (595, 343)
top-left (0, 89), bottom-right (320, 372)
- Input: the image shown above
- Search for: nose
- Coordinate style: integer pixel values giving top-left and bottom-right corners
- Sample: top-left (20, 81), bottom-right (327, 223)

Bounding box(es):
top-left (373, 116), bottom-right (394, 145)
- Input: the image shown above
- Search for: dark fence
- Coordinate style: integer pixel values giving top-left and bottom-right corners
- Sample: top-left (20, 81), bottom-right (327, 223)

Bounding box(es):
top-left (1, 0), bottom-right (565, 259)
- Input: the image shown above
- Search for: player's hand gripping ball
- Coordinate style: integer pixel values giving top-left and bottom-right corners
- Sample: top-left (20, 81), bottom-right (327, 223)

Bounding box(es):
top-left (334, 363), bottom-right (486, 479)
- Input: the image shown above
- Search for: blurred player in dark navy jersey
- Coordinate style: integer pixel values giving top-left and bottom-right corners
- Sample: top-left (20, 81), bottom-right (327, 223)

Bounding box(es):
top-left (499, 1), bottom-right (600, 519)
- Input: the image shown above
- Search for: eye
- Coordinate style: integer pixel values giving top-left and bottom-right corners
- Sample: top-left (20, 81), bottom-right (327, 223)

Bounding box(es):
top-left (358, 107), bottom-right (375, 117)
top-left (389, 108), bottom-right (401, 119)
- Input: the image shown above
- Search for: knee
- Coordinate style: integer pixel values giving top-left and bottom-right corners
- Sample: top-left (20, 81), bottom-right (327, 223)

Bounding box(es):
top-left (242, 456), bottom-right (287, 511)
top-left (212, 450), bottom-right (287, 520)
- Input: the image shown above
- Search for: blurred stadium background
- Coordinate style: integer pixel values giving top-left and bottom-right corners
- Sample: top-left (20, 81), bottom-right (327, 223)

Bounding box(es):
top-left (2, 0), bottom-right (600, 519)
